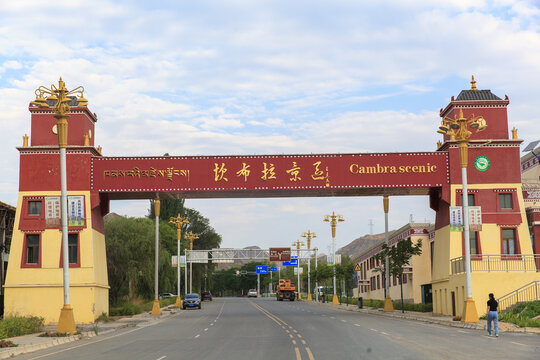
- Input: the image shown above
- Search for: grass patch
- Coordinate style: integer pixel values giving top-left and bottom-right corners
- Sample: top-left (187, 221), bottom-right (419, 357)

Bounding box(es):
top-left (39, 331), bottom-right (80, 337)
top-left (109, 302), bottom-right (142, 316)
top-left (96, 312), bottom-right (114, 323)
top-left (110, 296), bottom-right (180, 317)
top-left (340, 297), bottom-right (432, 312)
top-left (498, 300), bottom-right (540, 328)
top-left (160, 297), bottom-right (177, 307)
top-left (0, 316), bottom-right (44, 339)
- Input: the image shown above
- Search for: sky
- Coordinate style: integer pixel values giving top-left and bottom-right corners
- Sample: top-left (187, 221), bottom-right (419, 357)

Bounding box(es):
top-left (1, 0), bottom-right (539, 254)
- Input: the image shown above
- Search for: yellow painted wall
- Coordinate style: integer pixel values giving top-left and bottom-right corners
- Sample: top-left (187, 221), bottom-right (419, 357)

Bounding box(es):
top-left (431, 183), bottom-right (539, 316)
top-left (410, 237), bottom-right (432, 303)
top-left (4, 191), bottom-right (109, 324)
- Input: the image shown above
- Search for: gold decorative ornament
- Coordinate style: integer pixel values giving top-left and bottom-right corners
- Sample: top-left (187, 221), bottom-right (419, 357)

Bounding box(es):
top-left (437, 109), bottom-right (487, 168)
top-left (186, 231), bottom-right (199, 251)
top-left (301, 230), bottom-right (317, 249)
top-left (470, 75), bottom-right (477, 90)
top-left (31, 78), bottom-right (88, 149)
top-left (324, 211), bottom-right (345, 238)
top-left (291, 239), bottom-right (305, 257)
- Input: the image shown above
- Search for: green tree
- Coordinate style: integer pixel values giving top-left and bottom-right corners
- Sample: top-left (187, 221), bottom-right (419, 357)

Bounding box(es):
top-left (148, 198), bottom-right (186, 220)
top-left (336, 255), bottom-right (355, 300)
top-left (378, 239), bottom-right (422, 312)
top-left (105, 217), bottom-right (177, 303)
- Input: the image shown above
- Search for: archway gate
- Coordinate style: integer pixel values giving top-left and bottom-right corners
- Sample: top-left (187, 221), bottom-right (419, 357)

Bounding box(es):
top-left (6, 81), bottom-right (533, 324)
top-left (91, 152), bottom-right (448, 199)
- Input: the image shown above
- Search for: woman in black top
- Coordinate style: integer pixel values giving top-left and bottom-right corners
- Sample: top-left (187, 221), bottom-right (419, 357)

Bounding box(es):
top-left (486, 293), bottom-right (499, 337)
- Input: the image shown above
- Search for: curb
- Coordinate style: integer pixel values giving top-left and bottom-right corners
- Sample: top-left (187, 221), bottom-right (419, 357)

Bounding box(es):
top-left (308, 300), bottom-right (540, 334)
top-left (0, 304), bottom-right (178, 359)
top-left (0, 331), bottom-right (97, 359)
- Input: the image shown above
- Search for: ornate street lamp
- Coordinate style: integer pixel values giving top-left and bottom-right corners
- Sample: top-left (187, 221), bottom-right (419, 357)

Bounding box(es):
top-left (437, 107), bottom-right (486, 323)
top-left (170, 214), bottom-right (189, 307)
top-left (186, 231), bottom-right (199, 293)
top-left (301, 230), bottom-right (317, 301)
top-left (31, 78), bottom-right (87, 334)
top-left (324, 211), bottom-right (344, 305)
top-left (383, 196), bottom-right (394, 312)
top-left (152, 199), bottom-right (161, 316)
top-left (292, 239), bottom-right (305, 300)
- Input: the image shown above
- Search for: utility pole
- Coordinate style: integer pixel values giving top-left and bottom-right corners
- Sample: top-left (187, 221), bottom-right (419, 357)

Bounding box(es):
top-left (324, 211), bottom-right (344, 305)
top-left (301, 230), bottom-right (317, 301)
top-left (292, 239), bottom-right (305, 300)
top-left (170, 214), bottom-right (189, 307)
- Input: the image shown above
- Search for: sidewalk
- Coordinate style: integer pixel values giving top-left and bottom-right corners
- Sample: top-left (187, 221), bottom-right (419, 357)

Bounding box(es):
top-left (311, 299), bottom-right (540, 334)
top-left (0, 305), bottom-right (179, 359)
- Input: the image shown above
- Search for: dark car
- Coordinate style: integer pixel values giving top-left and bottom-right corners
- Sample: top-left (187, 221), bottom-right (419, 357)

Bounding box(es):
top-left (182, 293), bottom-right (201, 309)
top-left (201, 291), bottom-right (213, 301)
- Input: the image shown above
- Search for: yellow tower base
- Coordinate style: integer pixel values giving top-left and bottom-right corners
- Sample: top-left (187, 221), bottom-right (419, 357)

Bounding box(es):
top-left (175, 296), bottom-right (182, 308)
top-left (298, 293), bottom-right (302, 300)
top-left (332, 293), bottom-right (339, 305)
top-left (151, 299), bottom-right (161, 315)
top-left (384, 296), bottom-right (394, 312)
top-left (56, 304), bottom-right (76, 334)
top-left (461, 297), bottom-right (479, 323)
top-left (307, 293), bottom-right (312, 301)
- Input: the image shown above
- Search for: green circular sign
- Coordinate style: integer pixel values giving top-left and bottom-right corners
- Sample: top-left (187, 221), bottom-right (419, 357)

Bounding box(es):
top-left (474, 156), bottom-right (490, 171)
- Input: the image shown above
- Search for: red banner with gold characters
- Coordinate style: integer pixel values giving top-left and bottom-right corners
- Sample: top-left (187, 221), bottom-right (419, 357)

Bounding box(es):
top-left (91, 152), bottom-right (448, 196)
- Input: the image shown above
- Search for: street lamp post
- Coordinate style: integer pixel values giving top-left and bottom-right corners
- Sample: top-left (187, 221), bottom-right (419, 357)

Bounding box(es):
top-left (383, 196), bottom-right (394, 312)
top-left (152, 199), bottom-right (161, 316)
top-left (301, 230), bottom-right (317, 301)
top-left (169, 214), bottom-right (189, 307)
top-left (292, 239), bottom-right (305, 300)
top-left (437, 107), bottom-right (486, 323)
top-left (32, 78), bottom-right (88, 334)
top-left (324, 211), bottom-right (344, 305)
top-left (186, 231), bottom-right (199, 293)
top-left (314, 248), bottom-right (318, 302)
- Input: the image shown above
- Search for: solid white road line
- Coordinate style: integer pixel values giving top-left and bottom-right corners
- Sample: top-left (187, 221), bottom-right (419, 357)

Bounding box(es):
top-left (511, 341), bottom-right (527, 346)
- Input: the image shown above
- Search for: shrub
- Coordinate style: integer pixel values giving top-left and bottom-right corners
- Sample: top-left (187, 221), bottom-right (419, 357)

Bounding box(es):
top-left (343, 297), bottom-right (432, 312)
top-left (109, 303), bottom-right (142, 316)
top-left (0, 316), bottom-right (44, 339)
top-left (0, 339), bottom-right (17, 348)
top-left (96, 312), bottom-right (114, 323)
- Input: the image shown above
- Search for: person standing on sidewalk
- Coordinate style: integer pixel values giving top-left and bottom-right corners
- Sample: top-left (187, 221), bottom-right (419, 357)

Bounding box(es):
top-left (486, 293), bottom-right (499, 337)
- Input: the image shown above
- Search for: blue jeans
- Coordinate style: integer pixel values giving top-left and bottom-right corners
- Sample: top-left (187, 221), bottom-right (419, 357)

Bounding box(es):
top-left (487, 311), bottom-right (498, 335)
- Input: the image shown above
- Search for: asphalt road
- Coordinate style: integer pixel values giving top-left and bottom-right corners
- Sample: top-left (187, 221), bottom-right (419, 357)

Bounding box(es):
top-left (15, 298), bottom-right (540, 360)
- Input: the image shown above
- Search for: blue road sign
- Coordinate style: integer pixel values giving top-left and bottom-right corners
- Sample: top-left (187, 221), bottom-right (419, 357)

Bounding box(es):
top-left (256, 265), bottom-right (269, 274)
top-left (283, 259), bottom-right (298, 266)
top-left (270, 267), bottom-right (277, 272)
top-left (291, 256), bottom-right (298, 259)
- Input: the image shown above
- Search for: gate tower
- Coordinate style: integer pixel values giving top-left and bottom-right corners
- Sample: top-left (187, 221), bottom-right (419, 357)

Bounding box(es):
top-left (4, 96), bottom-right (109, 324)
top-left (430, 79), bottom-right (533, 317)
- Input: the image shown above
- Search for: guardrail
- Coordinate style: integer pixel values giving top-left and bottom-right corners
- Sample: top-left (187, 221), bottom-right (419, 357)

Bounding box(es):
top-left (450, 254), bottom-right (540, 275)
top-left (498, 281), bottom-right (540, 312)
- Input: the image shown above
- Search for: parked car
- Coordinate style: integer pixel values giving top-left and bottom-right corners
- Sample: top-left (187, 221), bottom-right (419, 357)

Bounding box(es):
top-left (247, 289), bottom-right (258, 298)
top-left (182, 293), bottom-right (201, 309)
top-left (201, 291), bottom-right (213, 301)
top-left (159, 293), bottom-right (175, 299)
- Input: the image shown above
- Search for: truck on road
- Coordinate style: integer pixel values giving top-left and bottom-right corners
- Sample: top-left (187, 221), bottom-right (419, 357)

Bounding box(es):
top-left (276, 279), bottom-right (296, 301)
